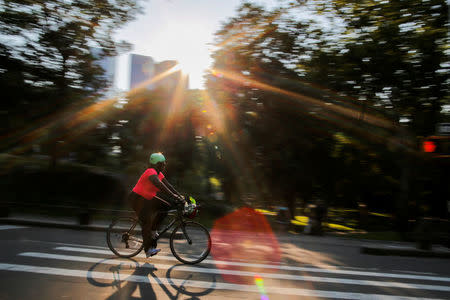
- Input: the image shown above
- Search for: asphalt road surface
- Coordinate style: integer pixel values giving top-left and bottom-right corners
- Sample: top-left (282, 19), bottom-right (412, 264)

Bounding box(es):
top-left (0, 225), bottom-right (449, 299)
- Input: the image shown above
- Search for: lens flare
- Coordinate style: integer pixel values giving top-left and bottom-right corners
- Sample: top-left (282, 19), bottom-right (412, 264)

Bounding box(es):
top-left (1, 62), bottom-right (185, 157)
top-left (210, 207), bottom-right (281, 284)
top-left (254, 275), bottom-right (269, 299)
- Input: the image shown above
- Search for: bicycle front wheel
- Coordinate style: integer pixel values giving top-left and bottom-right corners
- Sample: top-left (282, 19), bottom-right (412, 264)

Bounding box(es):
top-left (106, 217), bottom-right (144, 258)
top-left (170, 221), bottom-right (211, 264)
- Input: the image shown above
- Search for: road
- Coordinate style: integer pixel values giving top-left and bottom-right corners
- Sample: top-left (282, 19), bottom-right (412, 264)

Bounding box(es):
top-left (0, 225), bottom-right (449, 299)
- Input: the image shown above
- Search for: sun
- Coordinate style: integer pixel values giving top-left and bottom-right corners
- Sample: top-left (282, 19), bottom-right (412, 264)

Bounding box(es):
top-left (176, 53), bottom-right (201, 74)
top-left (162, 24), bottom-right (211, 89)
top-left (143, 18), bottom-right (212, 89)
top-left (174, 53), bottom-right (209, 89)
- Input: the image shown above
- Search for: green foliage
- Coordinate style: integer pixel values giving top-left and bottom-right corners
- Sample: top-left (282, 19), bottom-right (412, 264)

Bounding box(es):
top-left (303, 0), bottom-right (449, 136)
top-left (206, 0), bottom-right (448, 220)
top-left (1, 0), bottom-right (144, 151)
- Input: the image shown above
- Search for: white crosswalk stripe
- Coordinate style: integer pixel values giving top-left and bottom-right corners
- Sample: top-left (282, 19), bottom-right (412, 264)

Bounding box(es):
top-left (54, 246), bottom-right (450, 283)
top-left (0, 225), bottom-right (27, 230)
top-left (0, 245), bottom-right (448, 299)
top-left (0, 263), bottom-right (445, 300)
top-left (18, 252), bottom-right (450, 292)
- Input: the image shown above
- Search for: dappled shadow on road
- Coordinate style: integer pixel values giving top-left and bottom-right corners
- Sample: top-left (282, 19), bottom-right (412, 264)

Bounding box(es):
top-left (86, 257), bottom-right (215, 299)
top-left (277, 241), bottom-right (345, 299)
top-left (280, 242), bottom-right (343, 269)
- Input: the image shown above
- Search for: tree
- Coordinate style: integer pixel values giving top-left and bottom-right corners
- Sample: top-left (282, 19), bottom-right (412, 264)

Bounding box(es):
top-left (299, 0), bottom-right (449, 136)
top-left (0, 0), bottom-right (144, 156)
top-left (112, 86), bottom-right (196, 186)
top-left (206, 3), bottom-right (339, 210)
top-left (206, 0), bottom-right (448, 222)
top-left (304, 0), bottom-right (449, 227)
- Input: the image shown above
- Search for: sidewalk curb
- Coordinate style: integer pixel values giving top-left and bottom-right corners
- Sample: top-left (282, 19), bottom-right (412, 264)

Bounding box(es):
top-left (361, 246), bottom-right (450, 259)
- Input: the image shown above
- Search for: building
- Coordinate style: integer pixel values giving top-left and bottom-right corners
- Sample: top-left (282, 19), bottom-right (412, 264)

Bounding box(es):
top-left (91, 48), bottom-right (117, 98)
top-left (128, 54), bottom-right (189, 92)
top-left (155, 60), bottom-right (189, 91)
top-left (129, 54), bottom-right (156, 90)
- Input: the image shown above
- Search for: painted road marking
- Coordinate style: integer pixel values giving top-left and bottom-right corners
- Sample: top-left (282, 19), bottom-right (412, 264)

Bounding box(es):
top-left (21, 240), bottom-right (169, 250)
top-left (19, 252), bottom-right (450, 292)
top-left (0, 225), bottom-right (27, 230)
top-left (55, 246), bottom-right (450, 283)
top-left (0, 263), bottom-right (444, 300)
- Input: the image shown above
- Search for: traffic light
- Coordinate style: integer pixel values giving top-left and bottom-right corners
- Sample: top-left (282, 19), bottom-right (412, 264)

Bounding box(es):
top-left (423, 140), bottom-right (437, 153)
top-left (422, 136), bottom-right (450, 158)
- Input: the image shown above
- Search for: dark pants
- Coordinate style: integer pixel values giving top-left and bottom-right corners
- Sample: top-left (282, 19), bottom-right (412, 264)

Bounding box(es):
top-left (128, 192), bottom-right (172, 252)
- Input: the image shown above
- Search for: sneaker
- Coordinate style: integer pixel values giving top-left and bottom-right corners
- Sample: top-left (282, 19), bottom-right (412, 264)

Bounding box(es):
top-left (145, 248), bottom-right (161, 258)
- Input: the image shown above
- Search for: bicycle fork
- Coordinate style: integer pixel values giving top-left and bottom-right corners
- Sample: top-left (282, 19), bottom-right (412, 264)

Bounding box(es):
top-left (180, 223), bottom-right (192, 245)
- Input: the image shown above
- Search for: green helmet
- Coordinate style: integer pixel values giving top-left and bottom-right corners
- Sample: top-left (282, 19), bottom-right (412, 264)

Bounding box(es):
top-left (149, 152), bottom-right (166, 165)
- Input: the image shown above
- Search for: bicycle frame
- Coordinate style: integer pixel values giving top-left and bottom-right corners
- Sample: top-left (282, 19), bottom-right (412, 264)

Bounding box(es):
top-left (155, 206), bottom-right (187, 241)
top-left (125, 203), bottom-right (195, 245)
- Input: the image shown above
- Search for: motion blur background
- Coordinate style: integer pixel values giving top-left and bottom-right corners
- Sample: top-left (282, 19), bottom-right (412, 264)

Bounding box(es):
top-left (1, 0), bottom-right (449, 242)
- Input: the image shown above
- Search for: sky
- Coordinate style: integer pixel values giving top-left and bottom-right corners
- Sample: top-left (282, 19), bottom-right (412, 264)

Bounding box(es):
top-left (114, 0), bottom-right (278, 90)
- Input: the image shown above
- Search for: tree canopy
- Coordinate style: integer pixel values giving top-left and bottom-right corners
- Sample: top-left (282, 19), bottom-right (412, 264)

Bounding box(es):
top-left (205, 0), bottom-right (449, 217)
top-left (1, 0), bottom-right (144, 149)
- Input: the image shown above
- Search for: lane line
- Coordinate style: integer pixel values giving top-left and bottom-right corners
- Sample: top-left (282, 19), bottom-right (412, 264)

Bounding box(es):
top-left (54, 246), bottom-right (450, 283)
top-left (0, 263), bottom-right (444, 300)
top-left (19, 252), bottom-right (450, 292)
top-left (19, 239), bottom-right (168, 249)
top-left (19, 240), bottom-right (114, 249)
top-left (0, 225), bottom-right (27, 230)
top-left (40, 244), bottom-right (431, 273)
top-left (394, 270), bottom-right (438, 276)
top-left (4, 236), bottom-right (442, 275)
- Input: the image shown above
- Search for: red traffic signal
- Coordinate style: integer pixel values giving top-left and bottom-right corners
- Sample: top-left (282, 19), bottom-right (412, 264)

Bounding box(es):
top-left (422, 136), bottom-right (450, 158)
top-left (423, 140), bottom-right (437, 153)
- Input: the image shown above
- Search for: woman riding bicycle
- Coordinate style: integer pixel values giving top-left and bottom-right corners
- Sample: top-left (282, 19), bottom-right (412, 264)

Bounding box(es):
top-left (128, 152), bottom-right (185, 258)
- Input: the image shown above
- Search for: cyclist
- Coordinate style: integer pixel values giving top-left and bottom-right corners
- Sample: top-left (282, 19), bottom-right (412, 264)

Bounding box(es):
top-left (128, 152), bottom-right (184, 257)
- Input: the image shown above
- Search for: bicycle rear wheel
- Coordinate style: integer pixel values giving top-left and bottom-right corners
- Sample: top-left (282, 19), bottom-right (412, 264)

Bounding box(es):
top-left (170, 221), bottom-right (211, 264)
top-left (106, 217), bottom-right (144, 258)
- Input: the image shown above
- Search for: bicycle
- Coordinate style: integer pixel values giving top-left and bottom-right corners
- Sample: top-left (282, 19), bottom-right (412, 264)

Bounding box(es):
top-left (106, 200), bottom-right (211, 265)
